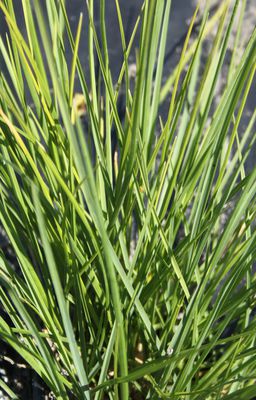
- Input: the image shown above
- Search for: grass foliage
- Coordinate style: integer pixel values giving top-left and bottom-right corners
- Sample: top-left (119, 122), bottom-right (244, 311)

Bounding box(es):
top-left (0, 0), bottom-right (255, 398)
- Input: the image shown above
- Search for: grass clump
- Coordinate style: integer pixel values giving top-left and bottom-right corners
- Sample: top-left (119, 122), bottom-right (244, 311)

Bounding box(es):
top-left (0, 0), bottom-right (255, 399)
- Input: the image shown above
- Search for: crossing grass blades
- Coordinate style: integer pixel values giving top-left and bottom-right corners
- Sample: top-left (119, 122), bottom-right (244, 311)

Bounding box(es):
top-left (0, 0), bottom-right (256, 399)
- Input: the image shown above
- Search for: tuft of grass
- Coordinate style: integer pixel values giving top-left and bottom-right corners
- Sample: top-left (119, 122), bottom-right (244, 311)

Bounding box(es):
top-left (0, 0), bottom-right (255, 399)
